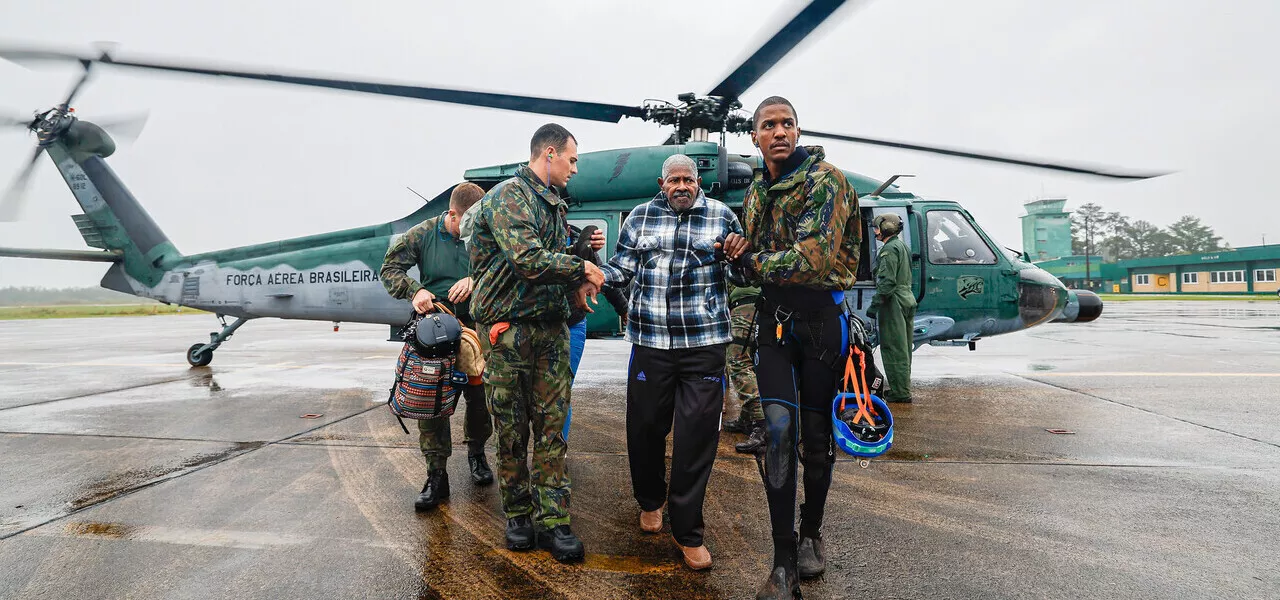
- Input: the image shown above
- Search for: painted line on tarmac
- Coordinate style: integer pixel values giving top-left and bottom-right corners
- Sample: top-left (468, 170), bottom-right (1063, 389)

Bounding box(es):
top-left (1035, 372), bottom-right (1280, 377)
top-left (0, 430), bottom-right (243, 444)
top-left (0, 376), bottom-right (195, 412)
top-left (1016, 374), bottom-right (1280, 451)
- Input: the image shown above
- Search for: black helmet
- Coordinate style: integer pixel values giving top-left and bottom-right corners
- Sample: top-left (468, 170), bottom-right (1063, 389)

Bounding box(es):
top-left (572, 224), bottom-right (599, 260)
top-left (408, 312), bottom-right (462, 358)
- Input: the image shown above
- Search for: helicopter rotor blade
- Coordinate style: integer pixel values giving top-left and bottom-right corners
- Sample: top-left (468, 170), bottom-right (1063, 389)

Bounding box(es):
top-left (95, 111), bottom-right (150, 144)
top-left (59, 60), bottom-right (94, 109)
top-left (0, 144), bottom-right (46, 222)
top-left (707, 0), bottom-right (854, 102)
top-left (2, 113), bottom-right (33, 128)
top-left (0, 46), bottom-right (648, 124)
top-left (802, 129), bottom-right (1170, 181)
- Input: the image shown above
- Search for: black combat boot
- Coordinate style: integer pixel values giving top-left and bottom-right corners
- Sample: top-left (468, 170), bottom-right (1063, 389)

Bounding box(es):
top-left (505, 515), bottom-right (535, 551)
top-left (724, 416), bottom-right (749, 434)
top-left (468, 453), bottom-right (494, 485)
top-left (537, 524), bottom-right (586, 563)
top-left (755, 566), bottom-right (801, 600)
top-left (735, 421), bottom-right (767, 454)
top-left (797, 535), bottom-right (826, 579)
top-left (414, 469), bottom-right (450, 511)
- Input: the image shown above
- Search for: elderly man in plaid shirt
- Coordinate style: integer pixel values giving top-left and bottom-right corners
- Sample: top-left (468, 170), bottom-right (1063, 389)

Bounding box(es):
top-left (599, 153), bottom-right (749, 571)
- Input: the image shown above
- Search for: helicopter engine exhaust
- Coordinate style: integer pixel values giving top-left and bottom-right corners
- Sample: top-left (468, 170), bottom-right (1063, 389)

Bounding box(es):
top-left (1054, 289), bottom-right (1104, 323)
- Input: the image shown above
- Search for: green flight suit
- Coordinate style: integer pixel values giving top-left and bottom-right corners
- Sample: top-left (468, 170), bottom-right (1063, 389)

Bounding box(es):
top-left (869, 233), bottom-right (917, 402)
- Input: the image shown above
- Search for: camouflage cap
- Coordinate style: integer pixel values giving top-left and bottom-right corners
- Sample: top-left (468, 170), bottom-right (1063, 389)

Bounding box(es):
top-left (873, 213), bottom-right (902, 233)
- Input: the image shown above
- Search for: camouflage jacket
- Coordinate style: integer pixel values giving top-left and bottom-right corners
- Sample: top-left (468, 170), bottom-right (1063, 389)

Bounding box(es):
top-left (741, 145), bottom-right (861, 290)
top-left (469, 164), bottom-right (585, 325)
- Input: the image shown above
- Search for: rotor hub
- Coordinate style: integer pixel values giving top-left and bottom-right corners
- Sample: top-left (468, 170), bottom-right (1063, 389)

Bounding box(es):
top-left (641, 94), bottom-right (752, 144)
top-left (34, 108), bottom-right (75, 146)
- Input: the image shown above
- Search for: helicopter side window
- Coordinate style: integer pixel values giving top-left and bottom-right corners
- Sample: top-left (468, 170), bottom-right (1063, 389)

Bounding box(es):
top-left (926, 210), bottom-right (997, 265)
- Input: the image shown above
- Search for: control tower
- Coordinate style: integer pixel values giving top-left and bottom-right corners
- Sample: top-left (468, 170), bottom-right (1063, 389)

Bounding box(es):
top-left (1021, 198), bottom-right (1072, 261)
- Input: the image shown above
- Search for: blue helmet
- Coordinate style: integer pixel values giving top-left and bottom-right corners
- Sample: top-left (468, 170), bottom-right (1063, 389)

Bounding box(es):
top-left (832, 392), bottom-right (893, 458)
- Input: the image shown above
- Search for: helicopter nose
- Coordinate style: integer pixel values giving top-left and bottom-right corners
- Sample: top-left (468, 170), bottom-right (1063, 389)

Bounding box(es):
top-left (1016, 267), bottom-right (1068, 327)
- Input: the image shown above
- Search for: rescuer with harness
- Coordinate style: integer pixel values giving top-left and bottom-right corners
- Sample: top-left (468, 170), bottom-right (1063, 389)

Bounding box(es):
top-left (739, 96), bottom-right (863, 600)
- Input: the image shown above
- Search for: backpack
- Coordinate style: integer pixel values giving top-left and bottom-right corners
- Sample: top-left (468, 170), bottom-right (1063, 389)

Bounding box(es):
top-left (387, 310), bottom-right (468, 433)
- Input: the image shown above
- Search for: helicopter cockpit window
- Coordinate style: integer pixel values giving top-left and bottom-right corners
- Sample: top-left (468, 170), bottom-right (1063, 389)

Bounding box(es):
top-left (926, 210), bottom-right (997, 265)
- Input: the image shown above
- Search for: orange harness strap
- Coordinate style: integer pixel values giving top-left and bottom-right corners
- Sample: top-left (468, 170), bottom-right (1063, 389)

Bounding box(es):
top-left (841, 351), bottom-right (877, 427)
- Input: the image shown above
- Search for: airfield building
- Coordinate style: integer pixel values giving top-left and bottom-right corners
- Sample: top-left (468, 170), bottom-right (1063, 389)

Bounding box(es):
top-left (1038, 244), bottom-right (1280, 295)
top-left (1021, 198), bottom-right (1073, 262)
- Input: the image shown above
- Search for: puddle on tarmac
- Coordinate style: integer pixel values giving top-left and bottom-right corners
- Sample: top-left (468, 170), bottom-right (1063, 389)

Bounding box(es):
top-left (64, 521), bottom-right (137, 539)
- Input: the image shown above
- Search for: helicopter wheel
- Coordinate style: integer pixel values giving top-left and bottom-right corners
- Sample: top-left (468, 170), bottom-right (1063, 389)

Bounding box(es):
top-left (186, 343), bottom-right (213, 367)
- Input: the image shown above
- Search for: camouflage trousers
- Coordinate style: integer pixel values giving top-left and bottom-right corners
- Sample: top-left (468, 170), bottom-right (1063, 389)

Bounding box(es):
top-left (727, 302), bottom-right (764, 423)
top-left (481, 320), bottom-right (573, 528)
top-left (419, 383), bottom-right (492, 471)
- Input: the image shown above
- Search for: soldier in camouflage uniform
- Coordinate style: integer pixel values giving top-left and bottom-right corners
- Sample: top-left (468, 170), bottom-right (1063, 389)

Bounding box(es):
top-left (469, 123), bottom-right (605, 564)
top-left (740, 97), bottom-right (862, 600)
top-left (379, 182), bottom-right (494, 512)
top-left (725, 282), bottom-right (767, 453)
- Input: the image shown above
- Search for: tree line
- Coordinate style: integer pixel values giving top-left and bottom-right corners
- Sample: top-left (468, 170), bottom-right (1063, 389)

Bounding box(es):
top-left (1070, 202), bottom-right (1227, 261)
top-left (0, 286), bottom-right (150, 306)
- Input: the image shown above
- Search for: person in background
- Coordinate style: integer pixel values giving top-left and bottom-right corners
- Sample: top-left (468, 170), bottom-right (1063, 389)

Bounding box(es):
top-left (379, 182), bottom-right (494, 512)
top-left (866, 213), bottom-right (916, 403)
top-left (561, 223), bottom-right (627, 440)
top-left (723, 282), bottom-right (766, 453)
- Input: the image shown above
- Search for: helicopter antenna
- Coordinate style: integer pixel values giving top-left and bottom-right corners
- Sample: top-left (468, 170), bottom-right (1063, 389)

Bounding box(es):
top-left (405, 186), bottom-right (430, 204)
top-left (871, 174), bottom-right (914, 197)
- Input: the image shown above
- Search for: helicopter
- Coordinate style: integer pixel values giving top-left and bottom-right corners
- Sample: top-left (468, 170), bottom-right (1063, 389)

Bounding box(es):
top-left (0, 0), bottom-right (1150, 367)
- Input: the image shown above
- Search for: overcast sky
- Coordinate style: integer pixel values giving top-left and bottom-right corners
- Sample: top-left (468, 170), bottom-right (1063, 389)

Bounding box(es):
top-left (1, 0), bottom-right (1277, 287)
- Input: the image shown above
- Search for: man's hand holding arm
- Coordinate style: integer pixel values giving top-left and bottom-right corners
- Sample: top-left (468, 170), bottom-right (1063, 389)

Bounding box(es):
top-left (447, 276), bottom-right (474, 304)
top-left (577, 262), bottom-right (605, 313)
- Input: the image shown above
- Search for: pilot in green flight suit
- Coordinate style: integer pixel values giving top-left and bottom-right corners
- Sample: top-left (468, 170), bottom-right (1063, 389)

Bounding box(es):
top-left (867, 213), bottom-right (917, 403)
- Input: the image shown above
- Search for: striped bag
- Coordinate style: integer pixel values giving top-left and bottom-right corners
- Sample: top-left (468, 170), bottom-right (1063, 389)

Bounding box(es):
top-left (387, 315), bottom-right (468, 432)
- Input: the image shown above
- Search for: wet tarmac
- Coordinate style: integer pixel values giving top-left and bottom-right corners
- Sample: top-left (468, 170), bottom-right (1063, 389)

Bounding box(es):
top-left (1, 300), bottom-right (1278, 599)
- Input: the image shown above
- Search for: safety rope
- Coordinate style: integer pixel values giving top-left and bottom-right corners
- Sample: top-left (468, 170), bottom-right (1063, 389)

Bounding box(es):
top-left (840, 346), bottom-right (878, 427)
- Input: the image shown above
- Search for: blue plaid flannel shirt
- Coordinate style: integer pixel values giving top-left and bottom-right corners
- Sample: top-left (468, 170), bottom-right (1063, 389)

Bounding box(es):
top-left (601, 190), bottom-right (745, 350)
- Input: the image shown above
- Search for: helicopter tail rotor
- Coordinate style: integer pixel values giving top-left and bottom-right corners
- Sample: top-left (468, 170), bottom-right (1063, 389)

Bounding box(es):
top-left (0, 53), bottom-right (149, 222)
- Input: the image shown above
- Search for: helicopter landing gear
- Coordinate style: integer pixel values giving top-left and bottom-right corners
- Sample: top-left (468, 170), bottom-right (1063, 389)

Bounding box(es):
top-left (186, 314), bottom-right (253, 367)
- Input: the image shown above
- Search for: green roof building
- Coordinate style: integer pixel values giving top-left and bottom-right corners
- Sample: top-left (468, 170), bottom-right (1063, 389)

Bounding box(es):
top-left (1115, 244), bottom-right (1280, 295)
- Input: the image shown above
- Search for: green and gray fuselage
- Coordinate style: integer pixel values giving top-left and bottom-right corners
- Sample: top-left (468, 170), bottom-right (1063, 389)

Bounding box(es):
top-left (43, 120), bottom-right (1079, 347)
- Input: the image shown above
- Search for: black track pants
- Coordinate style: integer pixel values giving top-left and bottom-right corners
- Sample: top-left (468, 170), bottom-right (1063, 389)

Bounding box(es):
top-left (754, 306), bottom-right (847, 570)
top-left (626, 343), bottom-right (727, 547)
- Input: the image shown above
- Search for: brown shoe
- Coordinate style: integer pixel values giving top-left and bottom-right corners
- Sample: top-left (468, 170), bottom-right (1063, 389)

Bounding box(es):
top-left (679, 543), bottom-right (712, 570)
top-left (640, 507), bottom-right (663, 533)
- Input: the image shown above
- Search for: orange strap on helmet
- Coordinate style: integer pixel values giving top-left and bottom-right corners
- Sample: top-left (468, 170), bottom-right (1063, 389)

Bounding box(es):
top-left (841, 350), bottom-right (876, 427)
